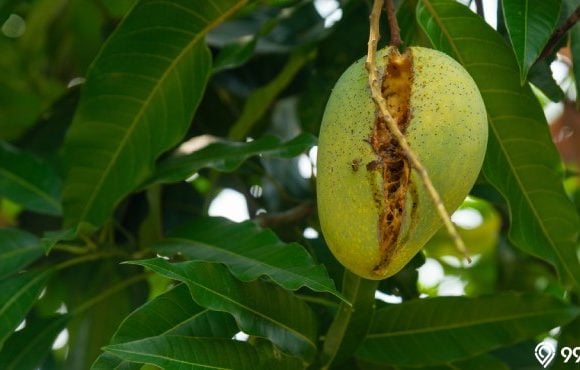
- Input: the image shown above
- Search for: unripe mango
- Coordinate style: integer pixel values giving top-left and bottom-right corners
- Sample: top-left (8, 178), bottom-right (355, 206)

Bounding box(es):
top-left (316, 46), bottom-right (487, 280)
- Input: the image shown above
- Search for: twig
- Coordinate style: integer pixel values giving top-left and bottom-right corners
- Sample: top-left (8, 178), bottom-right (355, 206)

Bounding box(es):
top-left (385, 0), bottom-right (401, 47)
top-left (474, 0), bottom-right (484, 18)
top-left (254, 202), bottom-right (314, 228)
top-left (539, 5), bottom-right (580, 61)
top-left (365, 0), bottom-right (471, 262)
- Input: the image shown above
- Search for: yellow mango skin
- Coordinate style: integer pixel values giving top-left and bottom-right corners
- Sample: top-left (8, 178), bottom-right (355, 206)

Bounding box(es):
top-left (316, 47), bottom-right (488, 280)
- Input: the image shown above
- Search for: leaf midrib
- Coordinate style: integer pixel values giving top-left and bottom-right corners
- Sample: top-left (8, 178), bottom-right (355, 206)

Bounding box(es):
top-left (420, 0), bottom-right (579, 288)
top-left (77, 0), bottom-right (247, 224)
top-left (142, 262), bottom-right (317, 352)
top-left (164, 237), bottom-right (331, 292)
top-left (366, 307), bottom-right (572, 338)
top-left (0, 167), bottom-right (60, 211)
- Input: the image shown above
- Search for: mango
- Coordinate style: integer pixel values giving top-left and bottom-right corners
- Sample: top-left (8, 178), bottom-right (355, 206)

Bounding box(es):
top-left (316, 46), bottom-right (487, 280)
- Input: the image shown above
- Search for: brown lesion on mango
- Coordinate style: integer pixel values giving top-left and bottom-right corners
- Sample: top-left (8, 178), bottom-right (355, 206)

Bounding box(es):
top-left (366, 48), bottom-right (413, 276)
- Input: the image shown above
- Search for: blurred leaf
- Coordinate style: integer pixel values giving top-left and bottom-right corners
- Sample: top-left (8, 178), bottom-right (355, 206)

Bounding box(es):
top-left (93, 283), bottom-right (238, 369)
top-left (105, 336), bottom-right (304, 370)
top-left (528, 60), bottom-right (565, 102)
top-left (0, 228), bottom-right (44, 279)
top-left (417, 0), bottom-right (580, 291)
top-left (0, 315), bottom-right (68, 370)
top-left (426, 197), bottom-right (501, 259)
top-left (213, 35), bottom-right (258, 73)
top-left (130, 259), bottom-right (318, 361)
top-left (502, 0), bottom-right (561, 83)
top-left (0, 269), bottom-right (52, 349)
top-left (150, 133), bottom-right (317, 185)
top-left (0, 141), bottom-right (61, 215)
top-left (356, 293), bottom-right (579, 366)
top-left (228, 48), bottom-right (312, 140)
top-left (62, 0), bottom-right (248, 230)
top-left (155, 217), bottom-right (341, 301)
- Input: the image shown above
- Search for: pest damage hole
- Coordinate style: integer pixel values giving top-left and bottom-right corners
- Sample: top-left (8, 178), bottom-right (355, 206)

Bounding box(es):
top-left (367, 48), bottom-right (413, 276)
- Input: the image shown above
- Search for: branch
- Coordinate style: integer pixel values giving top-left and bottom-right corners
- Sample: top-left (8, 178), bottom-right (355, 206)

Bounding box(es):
top-left (385, 0), bottom-right (401, 47)
top-left (474, 0), bottom-right (484, 18)
top-left (254, 202), bottom-right (313, 228)
top-left (365, 0), bottom-right (470, 262)
top-left (539, 5), bottom-right (580, 61)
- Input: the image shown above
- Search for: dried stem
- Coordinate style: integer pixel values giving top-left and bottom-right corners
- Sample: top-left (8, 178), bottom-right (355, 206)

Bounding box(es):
top-left (539, 5), bottom-right (580, 61)
top-left (365, 0), bottom-right (470, 262)
top-left (385, 0), bottom-right (401, 47)
top-left (474, 0), bottom-right (484, 18)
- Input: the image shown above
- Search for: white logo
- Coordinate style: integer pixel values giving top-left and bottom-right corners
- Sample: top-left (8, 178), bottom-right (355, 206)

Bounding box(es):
top-left (535, 342), bottom-right (556, 368)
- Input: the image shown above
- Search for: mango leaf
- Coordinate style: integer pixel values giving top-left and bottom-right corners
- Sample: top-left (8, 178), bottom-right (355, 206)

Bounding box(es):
top-left (502, 0), bottom-right (561, 83)
top-left (154, 217), bottom-right (342, 300)
top-left (93, 283), bottom-right (238, 369)
top-left (0, 269), bottom-right (52, 348)
top-left (62, 0), bottom-right (248, 229)
top-left (150, 133), bottom-right (317, 185)
top-left (528, 60), bottom-right (564, 102)
top-left (129, 258), bottom-right (318, 361)
top-left (105, 336), bottom-right (304, 370)
top-left (227, 48), bottom-right (312, 140)
top-left (356, 293), bottom-right (579, 366)
top-left (212, 35), bottom-right (257, 73)
top-left (417, 0), bottom-right (580, 291)
top-left (0, 228), bottom-right (44, 279)
top-left (0, 141), bottom-right (61, 215)
top-left (0, 315), bottom-right (68, 370)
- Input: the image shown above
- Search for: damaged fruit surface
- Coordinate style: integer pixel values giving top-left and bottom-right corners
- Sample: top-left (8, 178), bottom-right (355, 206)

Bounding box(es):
top-left (316, 46), bottom-right (488, 280)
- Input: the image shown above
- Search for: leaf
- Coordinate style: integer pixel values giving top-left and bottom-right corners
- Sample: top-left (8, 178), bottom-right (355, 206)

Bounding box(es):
top-left (0, 269), bottom-right (52, 349)
top-left (212, 35), bottom-right (257, 73)
top-left (227, 48), bottom-right (312, 140)
top-left (154, 217), bottom-right (342, 300)
top-left (356, 293), bottom-right (579, 366)
top-left (105, 336), bottom-right (304, 370)
top-left (0, 228), bottom-right (44, 279)
top-left (502, 0), bottom-right (561, 83)
top-left (528, 60), bottom-right (564, 102)
top-left (62, 0), bottom-right (248, 229)
top-left (93, 283), bottom-right (238, 369)
top-left (0, 315), bottom-right (68, 370)
top-left (129, 259), bottom-right (318, 361)
top-left (150, 133), bottom-right (317, 185)
top-left (0, 141), bottom-right (61, 215)
top-left (417, 0), bottom-right (580, 291)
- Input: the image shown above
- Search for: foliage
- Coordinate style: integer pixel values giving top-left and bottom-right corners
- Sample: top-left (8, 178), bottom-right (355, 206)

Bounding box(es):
top-left (0, 0), bottom-right (579, 369)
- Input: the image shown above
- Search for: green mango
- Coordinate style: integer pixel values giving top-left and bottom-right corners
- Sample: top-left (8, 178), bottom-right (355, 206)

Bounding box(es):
top-left (317, 46), bottom-right (487, 279)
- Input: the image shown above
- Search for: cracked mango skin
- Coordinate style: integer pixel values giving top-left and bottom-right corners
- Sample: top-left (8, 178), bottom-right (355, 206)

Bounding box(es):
top-left (316, 47), bottom-right (487, 280)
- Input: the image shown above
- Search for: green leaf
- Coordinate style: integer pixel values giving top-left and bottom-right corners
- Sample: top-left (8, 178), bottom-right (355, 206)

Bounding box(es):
top-left (227, 48), bottom-right (312, 140)
top-left (62, 0), bottom-right (248, 229)
top-left (93, 283), bottom-right (238, 369)
top-left (0, 141), bottom-right (61, 215)
top-left (417, 0), bottom-right (580, 291)
top-left (528, 60), bottom-right (564, 102)
top-left (0, 228), bottom-right (44, 279)
top-left (154, 217), bottom-right (341, 300)
top-left (0, 269), bottom-right (52, 349)
top-left (212, 35), bottom-right (257, 73)
top-left (502, 0), bottom-right (561, 83)
top-left (150, 133), bottom-right (317, 185)
top-left (356, 293), bottom-right (579, 366)
top-left (105, 336), bottom-right (304, 370)
top-left (0, 315), bottom-right (68, 370)
top-left (130, 259), bottom-right (318, 361)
